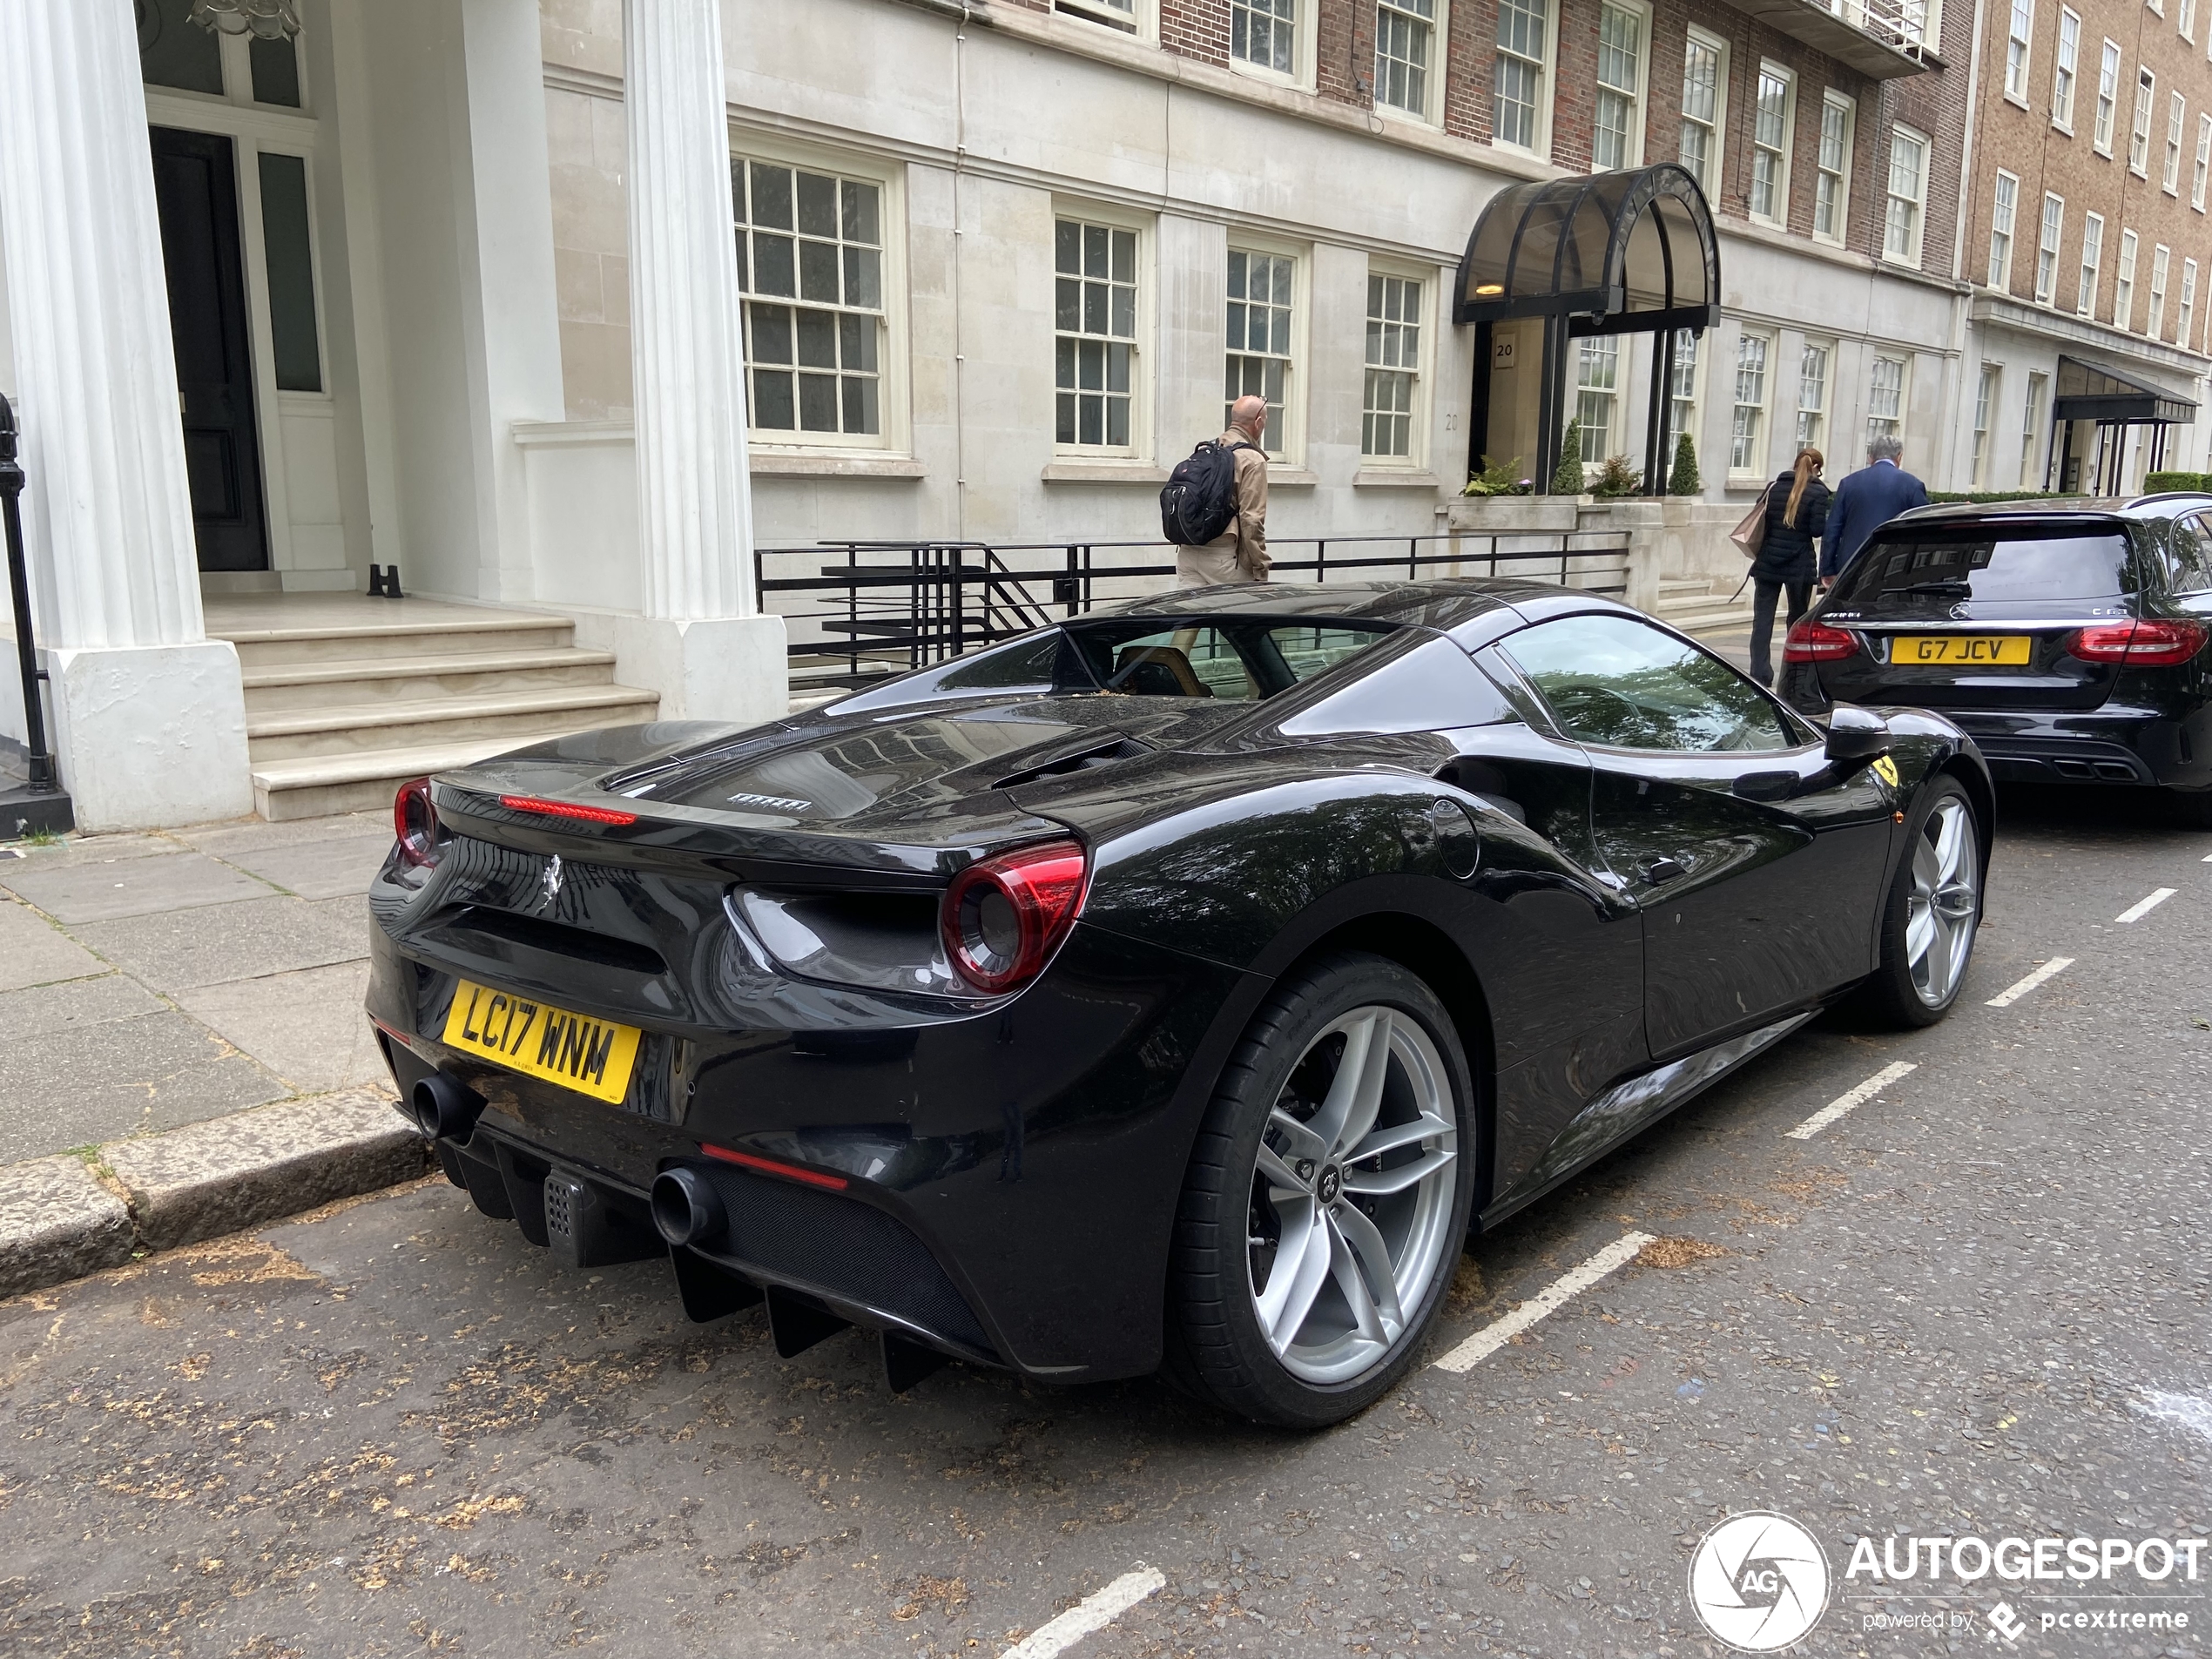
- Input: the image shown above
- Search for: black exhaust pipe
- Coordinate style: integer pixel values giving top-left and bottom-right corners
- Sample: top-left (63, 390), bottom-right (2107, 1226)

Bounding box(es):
top-left (409, 1072), bottom-right (482, 1142)
top-left (651, 1166), bottom-right (726, 1248)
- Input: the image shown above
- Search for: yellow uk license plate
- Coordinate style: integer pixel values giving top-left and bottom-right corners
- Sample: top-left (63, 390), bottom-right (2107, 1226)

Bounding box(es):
top-left (1894, 635), bottom-right (2033, 666)
top-left (440, 980), bottom-right (642, 1104)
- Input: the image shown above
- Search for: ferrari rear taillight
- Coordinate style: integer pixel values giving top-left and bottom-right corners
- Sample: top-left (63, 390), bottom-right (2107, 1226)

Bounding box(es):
top-left (394, 777), bottom-right (443, 868)
top-left (2067, 619), bottom-right (2209, 666)
top-left (499, 793), bottom-right (639, 826)
top-left (941, 840), bottom-right (1089, 995)
top-left (1783, 619), bottom-right (1860, 663)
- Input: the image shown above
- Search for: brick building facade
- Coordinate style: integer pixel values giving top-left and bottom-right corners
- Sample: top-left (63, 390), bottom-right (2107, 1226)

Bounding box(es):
top-left (1958, 0), bottom-right (2211, 487)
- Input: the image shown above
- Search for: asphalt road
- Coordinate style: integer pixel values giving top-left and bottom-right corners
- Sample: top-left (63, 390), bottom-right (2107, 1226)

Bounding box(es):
top-left (2, 786), bottom-right (2207, 1659)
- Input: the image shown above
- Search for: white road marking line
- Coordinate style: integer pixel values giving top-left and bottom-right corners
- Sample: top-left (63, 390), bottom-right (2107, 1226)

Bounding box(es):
top-left (1985, 956), bottom-right (2074, 1008)
top-left (2202, 853), bottom-right (2212, 861)
top-left (2115, 887), bottom-right (2178, 924)
top-left (1001, 1567), bottom-right (1168, 1659)
top-left (1784, 1061), bottom-right (1918, 1141)
top-left (1432, 1231), bottom-right (1655, 1374)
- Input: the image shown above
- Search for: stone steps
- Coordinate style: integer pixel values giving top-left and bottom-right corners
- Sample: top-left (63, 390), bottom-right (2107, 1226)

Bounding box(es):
top-left (204, 597), bottom-right (660, 821)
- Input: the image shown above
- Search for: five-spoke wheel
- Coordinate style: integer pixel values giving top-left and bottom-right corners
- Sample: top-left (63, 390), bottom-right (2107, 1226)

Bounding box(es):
top-left (1170, 954), bottom-right (1474, 1427)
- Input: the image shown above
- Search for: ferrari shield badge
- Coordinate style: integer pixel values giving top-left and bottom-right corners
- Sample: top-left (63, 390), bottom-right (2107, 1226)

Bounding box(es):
top-left (1871, 756), bottom-right (1899, 788)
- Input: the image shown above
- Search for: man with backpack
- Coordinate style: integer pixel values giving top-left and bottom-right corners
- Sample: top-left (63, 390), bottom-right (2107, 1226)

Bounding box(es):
top-left (1160, 395), bottom-right (1271, 587)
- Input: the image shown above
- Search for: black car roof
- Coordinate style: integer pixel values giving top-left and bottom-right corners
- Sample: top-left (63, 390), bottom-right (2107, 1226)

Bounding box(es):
top-left (1890, 496), bottom-right (2188, 530)
top-left (1083, 577), bottom-right (1626, 631)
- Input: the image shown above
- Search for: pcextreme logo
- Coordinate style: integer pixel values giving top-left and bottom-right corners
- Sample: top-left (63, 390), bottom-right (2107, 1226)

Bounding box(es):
top-left (1689, 1512), bottom-right (1832, 1651)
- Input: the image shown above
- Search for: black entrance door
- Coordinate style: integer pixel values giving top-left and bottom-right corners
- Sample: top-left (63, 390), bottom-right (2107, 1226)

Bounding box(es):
top-left (149, 125), bottom-right (267, 572)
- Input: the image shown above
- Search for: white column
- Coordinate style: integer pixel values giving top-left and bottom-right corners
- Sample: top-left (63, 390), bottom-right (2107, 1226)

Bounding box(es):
top-left (616, 0), bottom-right (787, 725)
top-left (0, 0), bottom-right (251, 827)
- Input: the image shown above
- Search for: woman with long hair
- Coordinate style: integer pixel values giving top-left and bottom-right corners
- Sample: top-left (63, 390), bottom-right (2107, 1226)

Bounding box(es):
top-left (1748, 447), bottom-right (1831, 686)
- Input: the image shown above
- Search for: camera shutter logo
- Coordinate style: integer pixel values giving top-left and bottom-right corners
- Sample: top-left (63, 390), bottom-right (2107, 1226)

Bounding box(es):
top-left (1688, 1512), bottom-right (1832, 1651)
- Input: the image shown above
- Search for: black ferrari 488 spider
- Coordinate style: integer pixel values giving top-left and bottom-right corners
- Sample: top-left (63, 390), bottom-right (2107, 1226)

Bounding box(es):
top-left (366, 579), bottom-right (1990, 1426)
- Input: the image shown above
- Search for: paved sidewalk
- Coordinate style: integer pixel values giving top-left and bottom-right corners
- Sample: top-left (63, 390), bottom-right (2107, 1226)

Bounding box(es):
top-left (1, 811), bottom-right (394, 1163)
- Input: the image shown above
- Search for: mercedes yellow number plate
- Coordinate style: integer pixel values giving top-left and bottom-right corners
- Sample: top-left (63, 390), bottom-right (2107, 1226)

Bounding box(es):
top-left (1894, 635), bottom-right (2032, 666)
top-left (441, 980), bottom-right (642, 1105)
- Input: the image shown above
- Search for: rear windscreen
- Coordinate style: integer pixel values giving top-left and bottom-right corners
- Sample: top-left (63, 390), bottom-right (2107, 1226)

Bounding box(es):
top-left (1831, 529), bottom-right (2133, 606)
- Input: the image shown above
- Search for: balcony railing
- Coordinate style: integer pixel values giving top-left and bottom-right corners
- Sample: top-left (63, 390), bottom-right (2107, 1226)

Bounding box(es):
top-left (1716, 0), bottom-right (1932, 77)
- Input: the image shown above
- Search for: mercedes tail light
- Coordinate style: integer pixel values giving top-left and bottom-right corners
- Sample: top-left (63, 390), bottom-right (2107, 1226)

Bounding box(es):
top-left (2068, 620), bottom-right (2209, 667)
top-left (1783, 619), bottom-right (1860, 663)
top-left (394, 777), bottom-right (444, 868)
top-left (941, 840), bottom-right (1089, 995)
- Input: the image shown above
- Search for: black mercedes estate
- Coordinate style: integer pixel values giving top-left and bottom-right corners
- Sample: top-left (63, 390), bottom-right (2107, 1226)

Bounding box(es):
top-left (1779, 497), bottom-right (2212, 822)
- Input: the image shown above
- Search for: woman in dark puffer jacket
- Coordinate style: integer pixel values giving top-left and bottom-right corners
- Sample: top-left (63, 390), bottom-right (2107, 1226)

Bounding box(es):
top-left (1747, 448), bottom-right (1831, 686)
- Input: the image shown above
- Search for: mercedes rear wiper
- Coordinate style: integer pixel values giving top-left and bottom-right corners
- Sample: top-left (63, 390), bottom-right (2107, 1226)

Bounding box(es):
top-left (1898, 580), bottom-right (1973, 596)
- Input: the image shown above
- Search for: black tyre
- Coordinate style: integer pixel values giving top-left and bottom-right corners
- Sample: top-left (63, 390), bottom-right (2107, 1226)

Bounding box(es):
top-left (1167, 952), bottom-right (1475, 1428)
top-left (1855, 776), bottom-right (1982, 1028)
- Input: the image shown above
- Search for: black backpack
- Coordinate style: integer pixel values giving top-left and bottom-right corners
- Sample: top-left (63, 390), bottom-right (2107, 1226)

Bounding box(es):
top-left (1159, 440), bottom-right (1249, 546)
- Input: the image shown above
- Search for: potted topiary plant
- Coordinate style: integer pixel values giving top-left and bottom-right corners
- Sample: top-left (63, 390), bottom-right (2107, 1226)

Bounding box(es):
top-left (1549, 419), bottom-right (1584, 496)
top-left (1668, 431), bottom-right (1701, 496)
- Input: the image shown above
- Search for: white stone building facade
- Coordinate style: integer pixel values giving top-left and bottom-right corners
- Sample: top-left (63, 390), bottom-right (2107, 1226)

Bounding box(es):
top-left (0, 0), bottom-right (2016, 830)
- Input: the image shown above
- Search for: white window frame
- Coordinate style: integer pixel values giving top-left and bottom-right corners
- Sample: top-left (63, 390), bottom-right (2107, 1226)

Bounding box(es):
top-left (1885, 125), bottom-right (1930, 267)
top-left (1493, 0), bottom-right (1559, 158)
top-left (2185, 0), bottom-right (2199, 43)
top-left (1228, 0), bottom-right (1314, 90)
top-left (1728, 327), bottom-right (1775, 479)
top-left (1988, 170), bottom-right (2020, 290)
top-left (2020, 370), bottom-right (2047, 488)
top-left (1052, 201), bottom-right (1153, 460)
top-left (2116, 227), bottom-right (2139, 331)
top-left (2077, 210), bottom-right (2104, 315)
top-left (2167, 92), bottom-right (2188, 193)
top-left (2005, 0), bottom-right (2034, 104)
top-left (1374, 0), bottom-right (1447, 125)
top-left (1796, 336), bottom-right (1833, 452)
top-left (730, 134), bottom-right (910, 455)
top-left (1664, 327), bottom-right (1703, 474)
top-left (2052, 8), bottom-right (2080, 131)
top-left (1223, 234), bottom-right (1310, 465)
top-left (2196, 112), bottom-right (2212, 210)
top-left (2094, 38), bottom-right (2121, 154)
top-left (1360, 260), bottom-right (1433, 468)
top-left (2035, 192), bottom-right (2064, 305)
top-left (2182, 258), bottom-right (2201, 352)
top-left (2132, 67), bottom-right (2155, 176)
top-left (1677, 27), bottom-right (1729, 197)
top-left (1814, 91), bottom-right (1855, 245)
top-left (1865, 353), bottom-right (1909, 448)
top-left (2150, 243), bottom-right (2172, 340)
top-left (1972, 362), bottom-right (2000, 487)
top-left (1575, 334), bottom-right (1625, 462)
top-left (1592, 0), bottom-right (1650, 171)
top-left (1054, 0), bottom-right (1157, 40)
top-left (1749, 63), bottom-right (1796, 228)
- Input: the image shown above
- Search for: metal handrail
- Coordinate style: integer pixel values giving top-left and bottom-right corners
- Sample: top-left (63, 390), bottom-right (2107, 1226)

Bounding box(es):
top-left (0, 394), bottom-right (59, 796)
top-left (756, 531), bottom-right (1632, 691)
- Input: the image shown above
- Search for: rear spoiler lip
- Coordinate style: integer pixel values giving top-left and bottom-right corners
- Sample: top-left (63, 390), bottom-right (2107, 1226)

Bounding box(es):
top-left (429, 776), bottom-right (1075, 892)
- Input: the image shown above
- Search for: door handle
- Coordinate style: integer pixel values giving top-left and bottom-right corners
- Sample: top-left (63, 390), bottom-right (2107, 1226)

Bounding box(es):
top-left (1640, 856), bottom-right (1688, 884)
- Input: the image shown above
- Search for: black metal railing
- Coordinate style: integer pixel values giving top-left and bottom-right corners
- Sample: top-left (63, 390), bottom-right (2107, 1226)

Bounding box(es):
top-left (755, 532), bottom-right (1631, 693)
top-left (0, 393), bottom-right (60, 799)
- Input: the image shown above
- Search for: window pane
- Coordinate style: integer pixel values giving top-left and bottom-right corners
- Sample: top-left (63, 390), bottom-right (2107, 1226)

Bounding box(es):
top-left (257, 152), bottom-right (322, 393)
top-left (1053, 216), bottom-right (1141, 450)
top-left (796, 172), bottom-right (838, 238)
top-left (138, 0), bottom-right (224, 95)
top-left (752, 233), bottom-right (796, 297)
top-left (797, 373), bottom-right (839, 431)
top-left (749, 304), bottom-right (793, 365)
top-left (750, 165), bottom-right (793, 230)
top-left (1505, 615), bottom-right (1791, 752)
top-left (840, 179), bottom-right (880, 245)
top-left (753, 368), bottom-right (796, 429)
top-left (795, 308), bottom-right (838, 369)
top-left (249, 35), bottom-right (301, 107)
top-left (798, 239), bottom-right (839, 302)
top-left (842, 245), bottom-right (880, 309)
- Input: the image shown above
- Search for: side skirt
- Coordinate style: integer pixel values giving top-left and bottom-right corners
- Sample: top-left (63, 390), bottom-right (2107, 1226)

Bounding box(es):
top-left (1479, 1008), bottom-right (1819, 1231)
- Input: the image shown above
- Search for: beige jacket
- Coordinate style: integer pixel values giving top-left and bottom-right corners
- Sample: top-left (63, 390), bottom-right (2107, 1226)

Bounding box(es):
top-left (1180, 428), bottom-right (1269, 586)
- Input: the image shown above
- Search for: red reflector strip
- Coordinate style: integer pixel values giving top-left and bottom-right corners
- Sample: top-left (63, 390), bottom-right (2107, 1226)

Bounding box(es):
top-left (497, 793), bottom-right (638, 826)
top-left (369, 1015), bottom-right (410, 1045)
top-left (699, 1142), bottom-right (849, 1190)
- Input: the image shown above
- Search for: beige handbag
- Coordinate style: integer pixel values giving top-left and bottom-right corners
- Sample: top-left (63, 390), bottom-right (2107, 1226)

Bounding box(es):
top-left (1730, 483), bottom-right (1776, 557)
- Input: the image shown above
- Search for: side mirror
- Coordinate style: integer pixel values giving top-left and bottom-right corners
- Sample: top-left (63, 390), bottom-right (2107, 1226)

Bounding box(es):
top-left (1824, 703), bottom-right (1892, 767)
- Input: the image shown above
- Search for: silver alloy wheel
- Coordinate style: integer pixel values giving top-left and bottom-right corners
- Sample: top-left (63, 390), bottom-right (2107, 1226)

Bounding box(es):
top-left (1246, 1005), bottom-right (1459, 1385)
top-left (1905, 795), bottom-right (1979, 1007)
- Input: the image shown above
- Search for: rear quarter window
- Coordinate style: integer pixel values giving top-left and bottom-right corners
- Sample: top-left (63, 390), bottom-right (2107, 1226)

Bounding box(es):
top-left (1832, 529), bottom-right (2134, 608)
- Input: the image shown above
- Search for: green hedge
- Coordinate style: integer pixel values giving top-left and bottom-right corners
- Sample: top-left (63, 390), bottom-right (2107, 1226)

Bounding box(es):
top-left (2142, 471), bottom-right (2212, 494)
top-left (1925, 489), bottom-right (2088, 504)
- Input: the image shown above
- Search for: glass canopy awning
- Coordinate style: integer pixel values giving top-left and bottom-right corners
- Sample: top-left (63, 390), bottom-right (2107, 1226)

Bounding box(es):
top-left (2052, 354), bottom-right (2198, 425)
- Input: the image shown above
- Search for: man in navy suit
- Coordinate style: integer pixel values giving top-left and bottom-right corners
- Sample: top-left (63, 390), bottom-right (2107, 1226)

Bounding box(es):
top-left (1821, 433), bottom-right (1929, 586)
